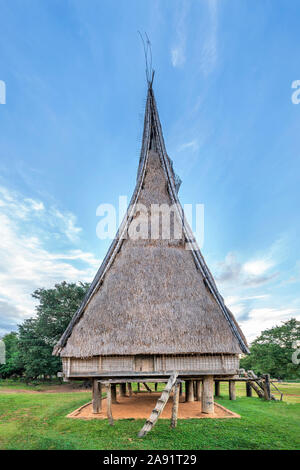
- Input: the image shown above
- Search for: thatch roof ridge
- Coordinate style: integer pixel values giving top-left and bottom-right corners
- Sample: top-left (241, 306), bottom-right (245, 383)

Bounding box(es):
top-left (53, 83), bottom-right (249, 357)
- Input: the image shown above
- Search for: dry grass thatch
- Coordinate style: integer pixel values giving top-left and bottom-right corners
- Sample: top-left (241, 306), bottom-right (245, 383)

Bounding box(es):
top-left (54, 86), bottom-right (249, 358)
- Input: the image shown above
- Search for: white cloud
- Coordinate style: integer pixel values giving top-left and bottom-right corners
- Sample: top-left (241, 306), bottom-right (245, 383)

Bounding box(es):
top-left (243, 259), bottom-right (273, 276)
top-left (213, 236), bottom-right (300, 342)
top-left (0, 186), bottom-right (100, 335)
top-left (178, 139), bottom-right (199, 152)
top-left (239, 307), bottom-right (300, 342)
top-left (215, 251), bottom-right (278, 287)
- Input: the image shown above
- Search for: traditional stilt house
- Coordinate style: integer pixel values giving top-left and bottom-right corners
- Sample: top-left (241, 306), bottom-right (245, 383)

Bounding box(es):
top-left (53, 74), bottom-right (249, 425)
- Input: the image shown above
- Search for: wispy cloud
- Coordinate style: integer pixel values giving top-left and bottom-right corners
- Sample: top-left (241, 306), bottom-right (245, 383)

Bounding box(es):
top-left (178, 139), bottom-right (199, 152)
top-left (170, 1), bottom-right (190, 68)
top-left (170, 0), bottom-right (219, 71)
top-left (49, 207), bottom-right (82, 242)
top-left (199, 0), bottom-right (219, 76)
top-left (0, 186), bottom-right (100, 336)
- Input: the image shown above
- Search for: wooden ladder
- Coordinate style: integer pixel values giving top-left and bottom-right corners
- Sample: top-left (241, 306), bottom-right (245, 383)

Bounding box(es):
top-left (138, 373), bottom-right (178, 438)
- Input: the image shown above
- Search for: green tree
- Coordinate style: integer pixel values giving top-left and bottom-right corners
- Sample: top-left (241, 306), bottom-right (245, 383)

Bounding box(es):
top-left (240, 318), bottom-right (300, 379)
top-left (18, 281), bottom-right (89, 380)
top-left (0, 332), bottom-right (24, 378)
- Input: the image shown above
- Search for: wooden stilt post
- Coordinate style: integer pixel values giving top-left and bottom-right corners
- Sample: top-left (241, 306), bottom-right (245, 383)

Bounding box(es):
top-left (214, 380), bottom-right (220, 397)
top-left (246, 381), bottom-right (252, 397)
top-left (111, 384), bottom-right (117, 403)
top-left (202, 375), bottom-right (214, 414)
top-left (155, 383), bottom-right (158, 392)
top-left (196, 380), bottom-right (201, 401)
top-left (120, 383), bottom-right (126, 397)
top-left (106, 383), bottom-right (114, 425)
top-left (186, 380), bottom-right (194, 402)
top-left (179, 382), bottom-right (183, 397)
top-left (128, 383), bottom-right (133, 396)
top-left (137, 382), bottom-right (140, 392)
top-left (92, 379), bottom-right (101, 413)
top-left (170, 382), bottom-right (180, 429)
top-left (263, 374), bottom-right (271, 401)
top-left (193, 381), bottom-right (197, 398)
top-left (229, 380), bottom-right (236, 400)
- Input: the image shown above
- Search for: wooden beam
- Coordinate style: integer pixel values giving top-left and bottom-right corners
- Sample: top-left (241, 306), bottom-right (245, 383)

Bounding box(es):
top-left (92, 379), bottom-right (102, 413)
top-left (263, 374), bottom-right (271, 401)
top-left (170, 382), bottom-right (180, 429)
top-left (229, 380), bottom-right (236, 400)
top-left (106, 383), bottom-right (114, 426)
top-left (98, 377), bottom-right (180, 384)
top-left (143, 383), bottom-right (152, 392)
top-left (246, 370), bottom-right (276, 400)
top-left (246, 381), bottom-right (252, 397)
top-left (249, 380), bottom-right (264, 398)
top-left (127, 382), bottom-right (133, 396)
top-left (68, 369), bottom-right (239, 378)
top-left (202, 375), bottom-right (214, 414)
top-left (214, 380), bottom-right (220, 397)
top-left (196, 380), bottom-right (201, 401)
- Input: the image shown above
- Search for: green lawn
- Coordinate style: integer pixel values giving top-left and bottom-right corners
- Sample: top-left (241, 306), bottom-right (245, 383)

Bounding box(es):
top-left (0, 381), bottom-right (299, 450)
top-left (0, 378), bottom-right (64, 392)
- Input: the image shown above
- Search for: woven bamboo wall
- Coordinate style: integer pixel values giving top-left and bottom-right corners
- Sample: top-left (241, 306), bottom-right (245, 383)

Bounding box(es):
top-left (62, 354), bottom-right (239, 377)
top-left (156, 354), bottom-right (238, 372)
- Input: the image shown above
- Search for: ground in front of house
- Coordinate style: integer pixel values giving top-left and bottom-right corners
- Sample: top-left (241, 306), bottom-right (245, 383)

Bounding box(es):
top-left (67, 391), bottom-right (240, 420)
top-left (0, 380), bottom-right (299, 450)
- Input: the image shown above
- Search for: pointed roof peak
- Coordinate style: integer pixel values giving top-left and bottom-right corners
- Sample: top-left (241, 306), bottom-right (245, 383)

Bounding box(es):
top-left (138, 31), bottom-right (155, 88)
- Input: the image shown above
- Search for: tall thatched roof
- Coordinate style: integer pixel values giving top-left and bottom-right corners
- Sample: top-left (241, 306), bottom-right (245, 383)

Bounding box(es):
top-left (53, 82), bottom-right (249, 358)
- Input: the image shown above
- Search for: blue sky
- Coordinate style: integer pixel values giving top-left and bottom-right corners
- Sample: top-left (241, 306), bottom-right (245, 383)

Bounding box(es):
top-left (0, 0), bottom-right (299, 341)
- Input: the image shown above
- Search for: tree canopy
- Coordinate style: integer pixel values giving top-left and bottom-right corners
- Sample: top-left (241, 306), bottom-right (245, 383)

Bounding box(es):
top-left (0, 281), bottom-right (89, 380)
top-left (240, 318), bottom-right (300, 380)
top-left (0, 332), bottom-right (24, 378)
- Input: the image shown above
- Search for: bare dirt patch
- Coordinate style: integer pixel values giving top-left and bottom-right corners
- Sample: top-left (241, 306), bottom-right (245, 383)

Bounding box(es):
top-left (67, 392), bottom-right (240, 420)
